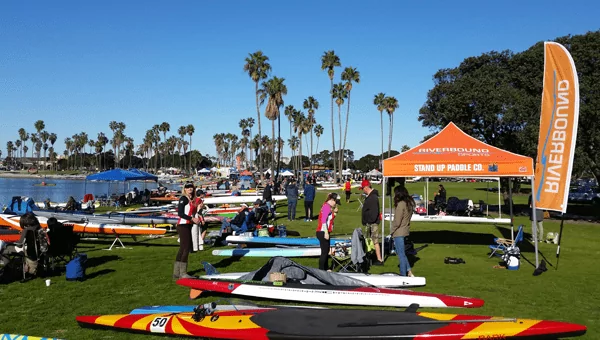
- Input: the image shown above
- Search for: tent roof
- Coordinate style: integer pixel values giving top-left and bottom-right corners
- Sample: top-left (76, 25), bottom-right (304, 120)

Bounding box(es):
top-left (128, 168), bottom-right (158, 181)
top-left (383, 122), bottom-right (534, 177)
top-left (86, 168), bottom-right (146, 181)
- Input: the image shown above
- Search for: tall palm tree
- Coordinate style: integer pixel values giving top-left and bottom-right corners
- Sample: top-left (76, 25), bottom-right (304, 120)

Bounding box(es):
top-left (303, 96), bottom-right (319, 173)
top-left (284, 105), bottom-right (296, 137)
top-left (239, 119), bottom-right (249, 168)
top-left (340, 67), bottom-right (360, 173)
top-left (287, 136), bottom-right (299, 174)
top-left (313, 124), bottom-right (324, 165)
top-left (39, 131), bottom-right (49, 165)
top-left (48, 147), bottom-right (55, 171)
top-left (246, 118), bottom-right (255, 170)
top-left (373, 93), bottom-right (386, 167)
top-left (33, 120), bottom-right (45, 167)
top-left (176, 138), bottom-right (183, 168)
top-left (186, 124), bottom-right (195, 173)
top-left (293, 112), bottom-right (310, 177)
top-left (97, 132), bottom-right (108, 170)
top-left (151, 125), bottom-right (161, 171)
top-left (259, 76), bottom-right (287, 175)
top-left (321, 50), bottom-right (341, 178)
top-left (213, 133), bottom-right (224, 166)
top-left (384, 96), bottom-right (399, 157)
top-left (14, 140), bottom-right (21, 167)
top-left (6, 141), bottom-right (14, 167)
top-left (22, 145), bottom-right (28, 166)
top-left (177, 126), bottom-right (187, 171)
top-left (332, 82), bottom-right (347, 172)
top-left (35, 140), bottom-right (42, 170)
top-left (18, 128), bottom-right (28, 168)
top-left (159, 122), bottom-right (170, 168)
top-left (244, 51), bottom-right (271, 180)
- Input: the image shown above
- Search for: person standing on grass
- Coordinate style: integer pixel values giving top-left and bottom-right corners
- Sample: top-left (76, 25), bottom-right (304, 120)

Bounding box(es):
top-left (391, 186), bottom-right (415, 277)
top-left (344, 178), bottom-right (352, 203)
top-left (191, 189), bottom-right (206, 252)
top-left (174, 182), bottom-right (199, 280)
top-left (362, 184), bottom-right (384, 265)
top-left (303, 179), bottom-right (316, 221)
top-left (316, 193), bottom-right (338, 271)
top-left (286, 179), bottom-right (299, 221)
top-left (263, 179), bottom-right (274, 217)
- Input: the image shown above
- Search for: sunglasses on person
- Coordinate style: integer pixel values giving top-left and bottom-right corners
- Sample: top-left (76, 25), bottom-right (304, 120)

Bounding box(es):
top-left (184, 183), bottom-right (194, 189)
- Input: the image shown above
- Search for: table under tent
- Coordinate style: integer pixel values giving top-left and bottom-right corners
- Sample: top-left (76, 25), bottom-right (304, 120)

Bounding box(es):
top-left (381, 122), bottom-right (537, 261)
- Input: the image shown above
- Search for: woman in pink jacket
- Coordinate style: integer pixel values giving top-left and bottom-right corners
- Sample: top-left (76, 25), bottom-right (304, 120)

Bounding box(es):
top-left (316, 193), bottom-right (338, 270)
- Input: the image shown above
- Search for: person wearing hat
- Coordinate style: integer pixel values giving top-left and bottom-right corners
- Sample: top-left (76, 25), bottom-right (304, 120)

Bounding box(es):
top-left (173, 182), bottom-right (200, 280)
top-left (219, 203), bottom-right (249, 236)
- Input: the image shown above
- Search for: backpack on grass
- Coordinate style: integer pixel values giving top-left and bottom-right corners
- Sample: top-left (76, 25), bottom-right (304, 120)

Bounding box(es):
top-left (66, 253), bottom-right (87, 281)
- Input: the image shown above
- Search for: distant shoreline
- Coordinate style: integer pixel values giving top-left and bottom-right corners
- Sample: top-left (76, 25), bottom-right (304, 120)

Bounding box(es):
top-left (0, 172), bottom-right (86, 180)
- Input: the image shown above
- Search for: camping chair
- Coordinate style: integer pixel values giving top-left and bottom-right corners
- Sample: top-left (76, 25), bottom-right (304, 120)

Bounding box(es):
top-left (15, 229), bottom-right (50, 280)
top-left (489, 225), bottom-right (524, 258)
top-left (331, 228), bottom-right (373, 273)
top-left (47, 221), bottom-right (79, 271)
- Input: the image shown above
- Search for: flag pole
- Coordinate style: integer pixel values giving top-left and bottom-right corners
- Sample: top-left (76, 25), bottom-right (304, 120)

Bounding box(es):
top-left (556, 213), bottom-right (564, 270)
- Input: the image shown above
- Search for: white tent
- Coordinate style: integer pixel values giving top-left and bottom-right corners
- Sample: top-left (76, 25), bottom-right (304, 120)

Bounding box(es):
top-left (198, 168), bottom-right (211, 174)
top-left (366, 169), bottom-right (382, 177)
top-left (341, 169), bottom-right (352, 176)
top-left (280, 170), bottom-right (294, 177)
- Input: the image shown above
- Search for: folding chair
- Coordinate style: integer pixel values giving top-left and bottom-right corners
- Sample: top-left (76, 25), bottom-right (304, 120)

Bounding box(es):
top-left (489, 225), bottom-right (524, 258)
top-left (330, 241), bottom-right (353, 272)
top-left (47, 221), bottom-right (79, 271)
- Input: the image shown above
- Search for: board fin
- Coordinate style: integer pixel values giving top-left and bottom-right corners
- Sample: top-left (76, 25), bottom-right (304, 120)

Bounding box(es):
top-left (189, 289), bottom-right (203, 300)
top-left (202, 261), bottom-right (219, 275)
top-left (404, 303), bottom-right (419, 313)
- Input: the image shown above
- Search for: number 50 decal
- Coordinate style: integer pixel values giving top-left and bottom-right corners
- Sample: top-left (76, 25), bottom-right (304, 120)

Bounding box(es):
top-left (150, 316), bottom-right (170, 333)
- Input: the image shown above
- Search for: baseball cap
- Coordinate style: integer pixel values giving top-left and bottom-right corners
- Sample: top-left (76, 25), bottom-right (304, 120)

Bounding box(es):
top-left (254, 199), bottom-right (262, 205)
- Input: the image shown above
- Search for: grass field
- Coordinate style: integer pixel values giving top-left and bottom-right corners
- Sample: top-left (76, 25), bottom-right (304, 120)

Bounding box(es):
top-left (0, 181), bottom-right (597, 339)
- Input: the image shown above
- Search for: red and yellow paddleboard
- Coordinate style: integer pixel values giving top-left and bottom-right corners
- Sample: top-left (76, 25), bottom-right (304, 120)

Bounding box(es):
top-left (77, 306), bottom-right (586, 339)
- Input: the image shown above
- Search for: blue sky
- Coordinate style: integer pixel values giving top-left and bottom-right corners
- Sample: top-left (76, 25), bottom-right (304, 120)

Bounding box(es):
top-left (1, 0), bottom-right (598, 161)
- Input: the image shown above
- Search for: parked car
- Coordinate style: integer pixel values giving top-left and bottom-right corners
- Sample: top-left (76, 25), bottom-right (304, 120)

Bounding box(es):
top-left (568, 186), bottom-right (600, 204)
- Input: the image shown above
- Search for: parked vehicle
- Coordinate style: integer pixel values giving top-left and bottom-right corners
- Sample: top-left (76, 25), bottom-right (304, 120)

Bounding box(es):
top-left (568, 186), bottom-right (600, 204)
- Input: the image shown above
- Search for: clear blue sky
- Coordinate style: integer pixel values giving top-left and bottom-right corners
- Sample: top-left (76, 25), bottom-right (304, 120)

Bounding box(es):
top-left (1, 0), bottom-right (598, 161)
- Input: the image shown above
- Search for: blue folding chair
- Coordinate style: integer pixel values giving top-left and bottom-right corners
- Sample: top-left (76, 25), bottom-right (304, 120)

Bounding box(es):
top-left (489, 225), bottom-right (523, 258)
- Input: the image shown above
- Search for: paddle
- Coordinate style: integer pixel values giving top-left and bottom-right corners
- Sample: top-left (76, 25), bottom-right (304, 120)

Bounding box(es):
top-left (338, 318), bottom-right (517, 328)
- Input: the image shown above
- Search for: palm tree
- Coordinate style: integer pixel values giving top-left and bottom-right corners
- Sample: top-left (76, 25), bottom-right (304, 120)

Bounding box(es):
top-left (239, 119), bottom-right (249, 168)
top-left (186, 124), bottom-right (195, 173)
top-left (151, 125), bottom-right (161, 171)
top-left (177, 126), bottom-right (187, 171)
top-left (303, 96), bottom-right (319, 173)
top-left (6, 141), bottom-right (13, 167)
top-left (244, 51), bottom-right (271, 180)
top-left (313, 124), bottom-right (324, 165)
top-left (288, 136), bottom-right (299, 174)
top-left (14, 140), bottom-right (21, 167)
top-left (293, 111), bottom-right (310, 177)
top-left (159, 122), bottom-right (170, 168)
top-left (332, 82), bottom-right (347, 173)
top-left (340, 67), bottom-right (360, 173)
top-left (97, 132), bottom-right (108, 170)
top-left (321, 50), bottom-right (341, 178)
top-left (22, 145), bottom-right (28, 168)
top-left (246, 118), bottom-right (255, 170)
top-left (384, 96), bottom-right (399, 157)
top-left (176, 138), bottom-right (183, 168)
top-left (35, 140), bottom-right (42, 170)
top-left (48, 147), bottom-right (55, 171)
top-left (213, 133), bottom-right (225, 166)
top-left (259, 76), bottom-right (287, 175)
top-left (373, 93), bottom-right (386, 167)
top-left (33, 120), bottom-right (45, 167)
top-left (284, 105), bottom-right (296, 137)
top-left (18, 128), bottom-right (28, 168)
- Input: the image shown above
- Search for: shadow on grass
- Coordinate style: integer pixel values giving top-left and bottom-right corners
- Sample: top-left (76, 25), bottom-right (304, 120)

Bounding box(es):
top-left (86, 268), bottom-right (116, 280)
top-left (86, 255), bottom-right (122, 268)
top-left (409, 230), bottom-right (495, 245)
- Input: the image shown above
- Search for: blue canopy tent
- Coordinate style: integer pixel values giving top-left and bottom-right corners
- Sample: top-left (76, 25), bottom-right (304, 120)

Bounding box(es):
top-left (84, 169), bottom-right (147, 200)
top-left (128, 168), bottom-right (158, 181)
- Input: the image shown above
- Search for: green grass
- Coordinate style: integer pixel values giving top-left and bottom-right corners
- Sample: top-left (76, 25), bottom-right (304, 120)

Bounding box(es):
top-left (0, 182), bottom-right (597, 339)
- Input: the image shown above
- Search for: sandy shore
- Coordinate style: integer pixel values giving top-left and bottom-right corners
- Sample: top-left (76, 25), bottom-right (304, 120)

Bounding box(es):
top-left (0, 171), bottom-right (86, 180)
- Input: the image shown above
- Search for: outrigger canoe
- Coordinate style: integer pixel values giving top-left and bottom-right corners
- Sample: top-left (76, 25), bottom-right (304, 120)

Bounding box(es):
top-left (0, 214), bottom-right (166, 236)
top-left (76, 303), bottom-right (586, 339)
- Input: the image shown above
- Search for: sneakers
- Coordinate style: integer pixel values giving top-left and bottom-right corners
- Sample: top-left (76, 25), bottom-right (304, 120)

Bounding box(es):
top-left (198, 245), bottom-right (204, 251)
top-left (372, 260), bottom-right (384, 266)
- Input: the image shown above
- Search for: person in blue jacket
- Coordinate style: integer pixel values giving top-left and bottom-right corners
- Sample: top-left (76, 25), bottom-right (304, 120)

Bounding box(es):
top-left (303, 179), bottom-right (316, 222)
top-left (286, 179), bottom-right (299, 221)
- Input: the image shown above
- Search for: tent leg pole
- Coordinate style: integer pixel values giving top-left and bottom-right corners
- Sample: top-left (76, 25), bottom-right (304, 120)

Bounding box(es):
top-left (531, 176), bottom-right (539, 268)
top-left (381, 177), bottom-right (386, 260)
top-left (508, 178), bottom-right (514, 241)
top-left (498, 178), bottom-right (501, 219)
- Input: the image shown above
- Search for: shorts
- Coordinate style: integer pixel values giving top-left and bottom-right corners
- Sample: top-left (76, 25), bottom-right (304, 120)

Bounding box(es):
top-left (367, 223), bottom-right (381, 243)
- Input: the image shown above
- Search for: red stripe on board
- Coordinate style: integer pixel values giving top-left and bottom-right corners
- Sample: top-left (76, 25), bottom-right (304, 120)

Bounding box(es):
top-left (76, 315), bottom-right (101, 324)
top-left (113, 314), bottom-right (147, 329)
top-left (352, 287), bottom-right (484, 308)
top-left (177, 314), bottom-right (270, 340)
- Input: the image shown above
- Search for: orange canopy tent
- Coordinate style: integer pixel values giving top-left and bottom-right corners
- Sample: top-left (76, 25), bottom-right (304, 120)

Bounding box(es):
top-left (378, 122), bottom-right (535, 256)
top-left (383, 122), bottom-right (534, 178)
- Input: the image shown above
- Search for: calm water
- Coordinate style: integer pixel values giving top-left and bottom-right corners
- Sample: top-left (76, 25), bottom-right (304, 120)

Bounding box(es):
top-left (0, 177), bottom-right (179, 206)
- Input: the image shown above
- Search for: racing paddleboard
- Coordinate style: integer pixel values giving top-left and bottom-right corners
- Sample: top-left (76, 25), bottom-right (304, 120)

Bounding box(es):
top-left (201, 271), bottom-right (426, 287)
top-left (225, 235), bottom-right (349, 246)
top-left (211, 247), bottom-right (322, 257)
top-left (77, 304), bottom-right (586, 339)
top-left (177, 278), bottom-right (483, 308)
top-left (33, 210), bottom-right (178, 225)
